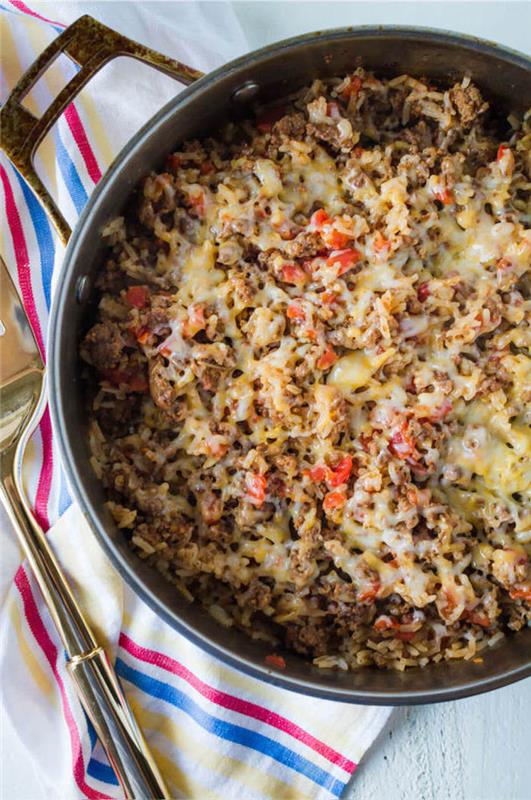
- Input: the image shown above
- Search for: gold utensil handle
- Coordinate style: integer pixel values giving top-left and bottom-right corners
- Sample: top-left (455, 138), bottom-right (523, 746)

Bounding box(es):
top-left (68, 648), bottom-right (167, 800)
top-left (0, 13), bottom-right (203, 244)
top-left (1, 467), bottom-right (171, 800)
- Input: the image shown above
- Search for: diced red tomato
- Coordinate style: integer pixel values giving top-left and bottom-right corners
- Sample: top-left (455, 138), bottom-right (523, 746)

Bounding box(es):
top-left (326, 101), bottom-right (341, 119)
top-left (206, 438), bottom-right (229, 459)
top-left (323, 228), bottom-right (350, 249)
top-left (389, 425), bottom-right (416, 459)
top-left (396, 630), bottom-right (416, 641)
top-left (126, 285), bottom-right (149, 309)
top-left (265, 654), bottom-right (286, 669)
top-left (353, 146), bottom-right (364, 158)
top-left (286, 302), bottom-right (306, 321)
top-left (434, 187), bottom-right (453, 205)
top-left (246, 472), bottom-right (267, 508)
top-left (189, 190), bottom-right (205, 217)
top-left (327, 455), bottom-right (353, 488)
top-left (182, 304), bottom-right (206, 338)
top-left (305, 456), bottom-right (352, 487)
top-left (323, 491), bottom-right (346, 512)
top-left (374, 615), bottom-right (397, 631)
top-left (417, 282), bottom-right (431, 301)
top-left (256, 105), bottom-right (286, 133)
top-left (427, 399), bottom-right (452, 422)
top-left (496, 145), bottom-right (515, 176)
top-left (321, 291), bottom-right (338, 305)
top-left (327, 248), bottom-right (361, 276)
top-left (317, 345), bottom-right (338, 370)
top-left (497, 145), bottom-right (508, 162)
top-left (135, 328), bottom-right (150, 345)
top-left (310, 208), bottom-right (330, 229)
top-left (509, 586), bottom-right (531, 601)
top-left (281, 264), bottom-right (307, 285)
top-left (358, 581), bottom-right (381, 604)
top-left (342, 75), bottom-right (363, 99)
top-left (306, 464), bottom-right (330, 483)
top-left (469, 611), bottom-right (491, 627)
top-left (200, 160), bottom-right (214, 175)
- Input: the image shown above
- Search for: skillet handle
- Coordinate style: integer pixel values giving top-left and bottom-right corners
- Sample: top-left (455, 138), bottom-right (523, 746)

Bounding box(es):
top-left (0, 14), bottom-right (204, 245)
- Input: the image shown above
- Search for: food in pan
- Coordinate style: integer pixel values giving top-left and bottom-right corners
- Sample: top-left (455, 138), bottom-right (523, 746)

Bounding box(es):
top-left (82, 69), bottom-right (530, 670)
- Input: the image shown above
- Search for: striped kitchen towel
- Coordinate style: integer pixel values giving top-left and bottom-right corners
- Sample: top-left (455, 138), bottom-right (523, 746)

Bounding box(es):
top-left (0, 3), bottom-right (392, 798)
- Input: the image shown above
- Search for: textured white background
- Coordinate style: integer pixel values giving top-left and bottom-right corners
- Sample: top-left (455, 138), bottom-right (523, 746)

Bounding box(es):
top-left (1, 2), bottom-right (530, 799)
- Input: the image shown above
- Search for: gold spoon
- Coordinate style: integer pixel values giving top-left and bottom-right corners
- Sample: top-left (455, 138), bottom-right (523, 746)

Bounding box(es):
top-left (0, 257), bottom-right (170, 799)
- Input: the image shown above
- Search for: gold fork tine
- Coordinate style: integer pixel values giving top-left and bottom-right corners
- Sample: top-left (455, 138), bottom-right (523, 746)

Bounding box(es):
top-left (0, 257), bottom-right (170, 799)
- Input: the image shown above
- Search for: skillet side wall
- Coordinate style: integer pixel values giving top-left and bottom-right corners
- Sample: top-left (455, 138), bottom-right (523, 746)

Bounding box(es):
top-left (49, 28), bottom-right (531, 704)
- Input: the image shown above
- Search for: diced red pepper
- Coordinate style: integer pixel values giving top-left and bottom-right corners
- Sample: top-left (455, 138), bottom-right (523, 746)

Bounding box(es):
top-left (281, 264), bottom-right (307, 285)
top-left (246, 472), bottom-right (267, 507)
top-left (417, 282), bottom-right (431, 301)
top-left (323, 491), bottom-right (346, 512)
top-left (321, 291), bottom-right (338, 305)
top-left (265, 654), bottom-right (286, 669)
top-left (126, 285), bottom-right (149, 309)
top-left (323, 228), bottom-right (350, 249)
top-left (353, 146), bottom-right (364, 158)
top-left (358, 581), bottom-right (381, 603)
top-left (434, 187), bottom-right (453, 205)
top-left (256, 105), bottom-right (286, 133)
top-left (327, 248), bottom-right (361, 276)
top-left (316, 345), bottom-right (338, 370)
top-left (200, 160), bottom-right (214, 175)
top-left (327, 455), bottom-right (353, 488)
top-left (310, 209), bottom-right (330, 229)
top-left (342, 75), bottom-right (363, 99)
top-left (389, 425), bottom-right (416, 459)
top-left (286, 302), bottom-right (306, 321)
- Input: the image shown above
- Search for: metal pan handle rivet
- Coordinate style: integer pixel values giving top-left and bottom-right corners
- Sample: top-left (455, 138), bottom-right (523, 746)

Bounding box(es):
top-left (75, 275), bottom-right (92, 305)
top-left (231, 80), bottom-right (260, 104)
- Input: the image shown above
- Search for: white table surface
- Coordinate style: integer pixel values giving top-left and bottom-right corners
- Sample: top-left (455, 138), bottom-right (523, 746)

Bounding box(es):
top-left (2, 2), bottom-right (530, 799)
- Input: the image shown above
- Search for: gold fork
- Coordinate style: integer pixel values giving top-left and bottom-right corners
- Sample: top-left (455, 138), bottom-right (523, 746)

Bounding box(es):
top-left (0, 257), bottom-right (170, 799)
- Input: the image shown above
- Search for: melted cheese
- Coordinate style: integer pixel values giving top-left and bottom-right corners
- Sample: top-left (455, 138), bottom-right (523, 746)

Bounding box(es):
top-left (328, 349), bottom-right (395, 393)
